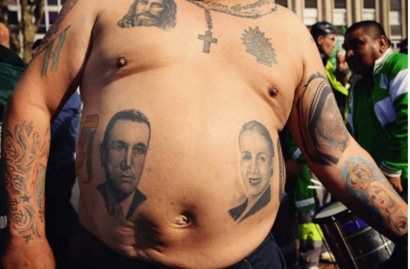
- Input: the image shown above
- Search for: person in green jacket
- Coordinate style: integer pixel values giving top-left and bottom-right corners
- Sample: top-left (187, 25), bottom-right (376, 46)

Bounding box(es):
top-left (285, 131), bottom-right (334, 269)
top-left (344, 21), bottom-right (408, 203)
top-left (310, 22), bottom-right (349, 118)
top-left (0, 23), bottom-right (27, 255)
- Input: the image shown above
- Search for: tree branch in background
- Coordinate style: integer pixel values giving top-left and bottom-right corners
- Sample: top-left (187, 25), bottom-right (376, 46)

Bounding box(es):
top-left (0, 0), bottom-right (44, 62)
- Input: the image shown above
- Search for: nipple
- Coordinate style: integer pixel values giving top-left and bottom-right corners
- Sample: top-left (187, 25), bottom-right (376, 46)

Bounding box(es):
top-left (117, 56), bottom-right (128, 67)
top-left (269, 87), bottom-right (278, 97)
top-left (173, 215), bottom-right (190, 226)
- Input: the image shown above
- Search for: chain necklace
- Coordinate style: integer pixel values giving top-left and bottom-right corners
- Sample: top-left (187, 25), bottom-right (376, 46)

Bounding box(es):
top-left (185, 0), bottom-right (278, 19)
top-left (184, 0), bottom-right (278, 53)
top-left (185, 0), bottom-right (218, 53)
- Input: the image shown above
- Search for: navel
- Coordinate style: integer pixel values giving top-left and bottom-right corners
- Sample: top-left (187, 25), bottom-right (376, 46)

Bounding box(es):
top-left (172, 215), bottom-right (190, 227)
top-left (268, 87), bottom-right (279, 97)
top-left (116, 56), bottom-right (128, 67)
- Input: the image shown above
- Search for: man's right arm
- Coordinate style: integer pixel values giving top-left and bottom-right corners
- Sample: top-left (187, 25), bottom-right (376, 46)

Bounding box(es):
top-left (1, 0), bottom-right (98, 268)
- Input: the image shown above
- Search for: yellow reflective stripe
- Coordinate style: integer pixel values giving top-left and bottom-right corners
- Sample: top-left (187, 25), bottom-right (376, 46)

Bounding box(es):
top-left (298, 223), bottom-right (324, 241)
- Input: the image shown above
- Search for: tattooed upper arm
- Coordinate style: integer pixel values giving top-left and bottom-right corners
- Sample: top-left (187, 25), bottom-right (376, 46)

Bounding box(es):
top-left (32, 0), bottom-right (79, 60)
top-left (41, 25), bottom-right (71, 76)
top-left (296, 72), bottom-right (349, 165)
top-left (26, 0), bottom-right (97, 91)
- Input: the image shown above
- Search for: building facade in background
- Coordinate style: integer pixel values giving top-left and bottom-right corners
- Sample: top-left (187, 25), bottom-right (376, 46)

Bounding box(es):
top-left (276, 0), bottom-right (408, 49)
top-left (5, 0), bottom-right (409, 51)
top-left (6, 0), bottom-right (68, 50)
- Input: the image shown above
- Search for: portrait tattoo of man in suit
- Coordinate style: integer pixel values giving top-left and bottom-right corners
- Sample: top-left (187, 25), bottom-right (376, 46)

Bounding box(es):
top-left (117, 0), bottom-right (177, 30)
top-left (97, 109), bottom-right (150, 220)
top-left (229, 120), bottom-right (275, 223)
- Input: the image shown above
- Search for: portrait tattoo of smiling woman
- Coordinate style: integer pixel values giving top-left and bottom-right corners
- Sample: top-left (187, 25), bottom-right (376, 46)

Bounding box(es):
top-left (228, 120), bottom-right (274, 223)
top-left (97, 110), bottom-right (151, 220)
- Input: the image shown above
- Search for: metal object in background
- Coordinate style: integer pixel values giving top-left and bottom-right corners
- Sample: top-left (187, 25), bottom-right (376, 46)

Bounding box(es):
top-left (314, 201), bottom-right (394, 269)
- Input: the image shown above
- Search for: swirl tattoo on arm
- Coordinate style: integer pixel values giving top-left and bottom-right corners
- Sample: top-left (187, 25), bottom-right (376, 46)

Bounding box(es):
top-left (2, 122), bottom-right (49, 243)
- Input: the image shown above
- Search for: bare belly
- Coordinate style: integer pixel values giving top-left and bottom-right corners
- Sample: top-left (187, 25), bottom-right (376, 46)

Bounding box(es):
top-left (76, 66), bottom-right (284, 268)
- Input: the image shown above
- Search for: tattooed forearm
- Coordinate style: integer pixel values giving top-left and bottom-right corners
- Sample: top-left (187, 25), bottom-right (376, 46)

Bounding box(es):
top-left (2, 122), bottom-right (50, 243)
top-left (32, 0), bottom-right (79, 59)
top-left (241, 27), bottom-right (277, 67)
top-left (343, 157), bottom-right (408, 235)
top-left (77, 115), bottom-right (99, 183)
top-left (41, 25), bottom-right (71, 76)
top-left (297, 72), bottom-right (349, 165)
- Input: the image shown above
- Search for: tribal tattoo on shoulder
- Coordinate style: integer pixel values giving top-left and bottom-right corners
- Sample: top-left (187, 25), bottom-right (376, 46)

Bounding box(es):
top-left (229, 121), bottom-right (274, 223)
top-left (297, 72), bottom-right (349, 165)
top-left (343, 157), bottom-right (408, 234)
top-left (241, 27), bottom-right (278, 67)
top-left (2, 122), bottom-right (50, 243)
top-left (41, 25), bottom-right (71, 76)
top-left (32, 0), bottom-right (79, 59)
top-left (117, 0), bottom-right (177, 30)
top-left (77, 115), bottom-right (100, 183)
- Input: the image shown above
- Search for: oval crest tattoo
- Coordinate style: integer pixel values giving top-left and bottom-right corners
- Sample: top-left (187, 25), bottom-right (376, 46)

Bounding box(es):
top-left (241, 26), bottom-right (278, 67)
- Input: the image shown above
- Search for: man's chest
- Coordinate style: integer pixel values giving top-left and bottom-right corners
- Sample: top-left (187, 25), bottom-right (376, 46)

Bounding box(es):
top-left (89, 0), bottom-right (299, 86)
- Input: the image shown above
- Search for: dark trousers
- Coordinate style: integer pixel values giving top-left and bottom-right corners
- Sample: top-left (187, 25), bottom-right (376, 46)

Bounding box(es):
top-left (45, 163), bottom-right (78, 269)
top-left (68, 221), bottom-right (286, 269)
top-left (271, 191), bottom-right (300, 269)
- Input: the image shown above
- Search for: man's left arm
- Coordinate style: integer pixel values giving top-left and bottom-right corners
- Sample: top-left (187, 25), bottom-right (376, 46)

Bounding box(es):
top-left (380, 55), bottom-right (408, 193)
top-left (286, 21), bottom-right (407, 242)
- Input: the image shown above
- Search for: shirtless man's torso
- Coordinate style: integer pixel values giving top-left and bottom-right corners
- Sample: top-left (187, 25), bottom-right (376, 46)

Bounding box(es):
top-left (77, 2), bottom-right (298, 266)
top-left (1, 0), bottom-right (407, 268)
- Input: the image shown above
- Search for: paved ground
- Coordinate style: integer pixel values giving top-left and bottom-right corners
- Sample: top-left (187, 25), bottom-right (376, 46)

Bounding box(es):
top-left (295, 238), bottom-right (340, 269)
top-left (318, 262), bottom-right (339, 269)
